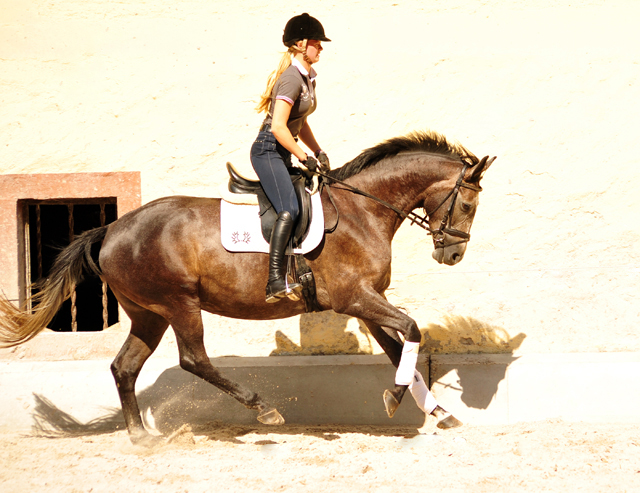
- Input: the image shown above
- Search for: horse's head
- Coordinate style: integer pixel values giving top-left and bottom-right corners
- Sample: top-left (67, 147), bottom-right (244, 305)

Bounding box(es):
top-left (426, 155), bottom-right (496, 265)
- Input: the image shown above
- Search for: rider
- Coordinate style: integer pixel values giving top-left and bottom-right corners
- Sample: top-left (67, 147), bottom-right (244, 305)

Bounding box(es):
top-left (251, 13), bottom-right (331, 303)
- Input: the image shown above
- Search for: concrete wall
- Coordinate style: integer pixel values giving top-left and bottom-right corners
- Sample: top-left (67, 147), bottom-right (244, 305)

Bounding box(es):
top-left (1, 0), bottom-right (639, 357)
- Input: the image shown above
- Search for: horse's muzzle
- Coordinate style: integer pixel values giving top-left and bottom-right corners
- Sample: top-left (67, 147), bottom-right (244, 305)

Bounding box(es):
top-left (432, 244), bottom-right (466, 266)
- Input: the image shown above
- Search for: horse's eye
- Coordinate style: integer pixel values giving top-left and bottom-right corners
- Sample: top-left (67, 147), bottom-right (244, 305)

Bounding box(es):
top-left (460, 202), bottom-right (472, 213)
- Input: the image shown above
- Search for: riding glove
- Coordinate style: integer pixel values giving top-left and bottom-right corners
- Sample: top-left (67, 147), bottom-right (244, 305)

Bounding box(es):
top-left (300, 155), bottom-right (318, 173)
top-left (315, 150), bottom-right (331, 171)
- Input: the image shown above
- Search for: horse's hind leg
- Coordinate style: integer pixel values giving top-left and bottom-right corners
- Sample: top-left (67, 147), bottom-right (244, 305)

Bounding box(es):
top-left (170, 310), bottom-right (284, 425)
top-left (110, 295), bottom-right (169, 445)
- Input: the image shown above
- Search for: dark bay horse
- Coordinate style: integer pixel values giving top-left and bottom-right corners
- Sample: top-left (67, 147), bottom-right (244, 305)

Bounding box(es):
top-left (0, 131), bottom-right (494, 445)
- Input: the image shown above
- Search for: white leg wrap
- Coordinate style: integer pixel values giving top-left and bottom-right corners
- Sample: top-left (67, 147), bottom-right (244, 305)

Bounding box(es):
top-left (395, 341), bottom-right (420, 385)
top-left (409, 369), bottom-right (438, 415)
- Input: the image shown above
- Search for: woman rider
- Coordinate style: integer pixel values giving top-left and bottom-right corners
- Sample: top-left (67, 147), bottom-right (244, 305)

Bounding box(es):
top-left (251, 13), bottom-right (331, 303)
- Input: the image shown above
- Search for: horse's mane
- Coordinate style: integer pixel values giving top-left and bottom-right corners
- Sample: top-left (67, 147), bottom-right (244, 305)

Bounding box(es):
top-left (329, 130), bottom-right (478, 181)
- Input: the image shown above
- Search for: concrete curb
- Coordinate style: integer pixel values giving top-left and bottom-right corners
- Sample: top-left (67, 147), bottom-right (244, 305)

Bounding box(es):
top-left (2, 352), bottom-right (639, 434)
top-left (0, 354), bottom-right (428, 433)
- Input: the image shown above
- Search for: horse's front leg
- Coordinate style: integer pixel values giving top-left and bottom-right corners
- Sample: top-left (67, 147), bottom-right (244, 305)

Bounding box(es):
top-left (355, 307), bottom-right (462, 428)
top-left (333, 288), bottom-right (423, 415)
top-left (359, 320), bottom-right (409, 416)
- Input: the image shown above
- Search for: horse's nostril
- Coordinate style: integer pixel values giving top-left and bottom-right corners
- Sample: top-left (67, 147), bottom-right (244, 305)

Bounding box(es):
top-left (451, 253), bottom-right (460, 263)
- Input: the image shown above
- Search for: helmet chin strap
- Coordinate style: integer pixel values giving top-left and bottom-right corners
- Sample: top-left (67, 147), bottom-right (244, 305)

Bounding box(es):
top-left (303, 51), bottom-right (314, 65)
top-left (293, 40), bottom-right (314, 65)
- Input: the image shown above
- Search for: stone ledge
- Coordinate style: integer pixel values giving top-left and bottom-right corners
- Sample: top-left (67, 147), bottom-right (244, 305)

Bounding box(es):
top-left (4, 352), bottom-right (640, 434)
top-left (0, 354), bottom-right (427, 433)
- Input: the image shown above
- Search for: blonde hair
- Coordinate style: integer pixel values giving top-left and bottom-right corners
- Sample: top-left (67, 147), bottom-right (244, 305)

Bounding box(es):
top-left (255, 42), bottom-right (307, 114)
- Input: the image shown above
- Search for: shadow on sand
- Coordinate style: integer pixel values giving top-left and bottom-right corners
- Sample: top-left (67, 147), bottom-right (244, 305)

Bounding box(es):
top-left (423, 315), bottom-right (526, 410)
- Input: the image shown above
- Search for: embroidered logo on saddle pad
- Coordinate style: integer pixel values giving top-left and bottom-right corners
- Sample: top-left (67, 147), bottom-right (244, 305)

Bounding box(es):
top-left (220, 193), bottom-right (324, 254)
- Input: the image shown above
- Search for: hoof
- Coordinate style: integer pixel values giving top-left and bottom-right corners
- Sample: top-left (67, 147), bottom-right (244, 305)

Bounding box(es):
top-left (437, 413), bottom-right (463, 429)
top-left (257, 408), bottom-right (285, 425)
top-left (383, 389), bottom-right (400, 418)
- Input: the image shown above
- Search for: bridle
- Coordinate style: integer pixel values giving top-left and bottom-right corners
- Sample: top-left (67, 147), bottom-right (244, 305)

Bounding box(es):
top-left (313, 159), bottom-right (482, 249)
top-left (425, 162), bottom-right (482, 250)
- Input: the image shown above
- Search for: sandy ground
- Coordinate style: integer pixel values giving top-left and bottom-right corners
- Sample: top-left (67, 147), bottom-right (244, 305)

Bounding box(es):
top-left (1, 420), bottom-right (639, 492)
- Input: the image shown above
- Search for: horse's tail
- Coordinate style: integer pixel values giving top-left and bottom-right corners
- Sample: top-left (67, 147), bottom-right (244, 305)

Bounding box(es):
top-left (0, 226), bottom-right (108, 348)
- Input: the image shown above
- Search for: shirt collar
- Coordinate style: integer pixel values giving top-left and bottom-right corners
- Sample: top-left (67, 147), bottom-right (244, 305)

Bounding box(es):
top-left (292, 58), bottom-right (317, 81)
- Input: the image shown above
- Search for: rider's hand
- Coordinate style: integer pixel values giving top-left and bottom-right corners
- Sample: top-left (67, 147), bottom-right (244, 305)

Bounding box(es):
top-left (300, 155), bottom-right (318, 173)
top-left (315, 150), bottom-right (330, 172)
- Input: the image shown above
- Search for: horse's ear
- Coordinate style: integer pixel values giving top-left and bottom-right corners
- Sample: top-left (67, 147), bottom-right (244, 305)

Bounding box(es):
top-left (469, 155), bottom-right (496, 183)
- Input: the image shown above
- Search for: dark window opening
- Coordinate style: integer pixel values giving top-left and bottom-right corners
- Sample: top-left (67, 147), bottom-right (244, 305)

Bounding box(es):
top-left (25, 200), bottom-right (119, 332)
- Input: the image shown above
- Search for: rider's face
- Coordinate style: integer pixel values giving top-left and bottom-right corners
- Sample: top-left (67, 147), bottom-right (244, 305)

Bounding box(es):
top-left (305, 40), bottom-right (323, 63)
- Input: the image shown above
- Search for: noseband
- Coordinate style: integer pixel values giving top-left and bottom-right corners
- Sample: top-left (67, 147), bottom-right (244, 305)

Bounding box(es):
top-left (314, 159), bottom-right (481, 248)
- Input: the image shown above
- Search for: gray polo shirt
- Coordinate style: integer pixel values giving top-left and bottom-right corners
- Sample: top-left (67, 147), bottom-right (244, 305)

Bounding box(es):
top-left (262, 59), bottom-right (317, 138)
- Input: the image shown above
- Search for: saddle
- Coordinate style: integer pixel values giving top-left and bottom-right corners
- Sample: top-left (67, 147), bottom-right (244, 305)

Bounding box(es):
top-left (223, 162), bottom-right (322, 312)
top-left (225, 162), bottom-right (314, 248)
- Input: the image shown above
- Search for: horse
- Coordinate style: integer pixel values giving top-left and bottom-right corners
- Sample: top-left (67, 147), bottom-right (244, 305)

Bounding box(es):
top-left (0, 130), bottom-right (495, 446)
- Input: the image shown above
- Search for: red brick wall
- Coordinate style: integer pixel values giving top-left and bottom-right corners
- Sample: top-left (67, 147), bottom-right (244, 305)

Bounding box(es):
top-left (0, 172), bottom-right (141, 305)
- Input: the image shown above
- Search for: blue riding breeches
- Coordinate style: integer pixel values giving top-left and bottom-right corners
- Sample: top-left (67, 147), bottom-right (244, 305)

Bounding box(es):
top-left (250, 128), bottom-right (300, 222)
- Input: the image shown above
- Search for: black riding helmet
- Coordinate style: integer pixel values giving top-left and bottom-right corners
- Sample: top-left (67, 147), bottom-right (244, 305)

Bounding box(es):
top-left (282, 13), bottom-right (331, 46)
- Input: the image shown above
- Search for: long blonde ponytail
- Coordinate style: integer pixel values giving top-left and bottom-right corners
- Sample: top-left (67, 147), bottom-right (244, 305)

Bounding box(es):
top-left (255, 43), bottom-right (305, 114)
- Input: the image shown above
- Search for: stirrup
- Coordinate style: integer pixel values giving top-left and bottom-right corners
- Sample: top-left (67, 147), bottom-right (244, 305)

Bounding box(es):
top-left (265, 279), bottom-right (302, 303)
top-left (286, 283), bottom-right (302, 301)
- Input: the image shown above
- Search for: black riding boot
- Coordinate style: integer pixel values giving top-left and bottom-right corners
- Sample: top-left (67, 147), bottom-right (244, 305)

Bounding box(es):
top-left (265, 211), bottom-right (302, 303)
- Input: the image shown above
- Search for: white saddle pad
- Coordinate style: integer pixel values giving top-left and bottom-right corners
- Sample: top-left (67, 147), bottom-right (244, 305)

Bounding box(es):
top-left (220, 192), bottom-right (325, 254)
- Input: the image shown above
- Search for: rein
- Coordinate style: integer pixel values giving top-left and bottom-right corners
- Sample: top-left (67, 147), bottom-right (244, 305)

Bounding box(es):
top-left (313, 160), bottom-right (481, 248)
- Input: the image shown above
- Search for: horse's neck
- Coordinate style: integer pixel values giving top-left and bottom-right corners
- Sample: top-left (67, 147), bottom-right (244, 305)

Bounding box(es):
top-left (348, 153), bottom-right (458, 217)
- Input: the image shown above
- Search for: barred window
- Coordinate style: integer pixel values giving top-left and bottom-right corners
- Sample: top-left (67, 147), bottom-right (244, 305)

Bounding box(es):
top-left (23, 199), bottom-right (119, 332)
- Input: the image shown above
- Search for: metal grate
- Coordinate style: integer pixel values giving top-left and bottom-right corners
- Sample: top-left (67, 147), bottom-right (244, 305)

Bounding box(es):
top-left (24, 198), bottom-right (119, 332)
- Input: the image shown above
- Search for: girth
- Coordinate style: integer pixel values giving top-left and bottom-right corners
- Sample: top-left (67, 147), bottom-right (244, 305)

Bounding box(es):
top-left (226, 162), bottom-right (313, 248)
